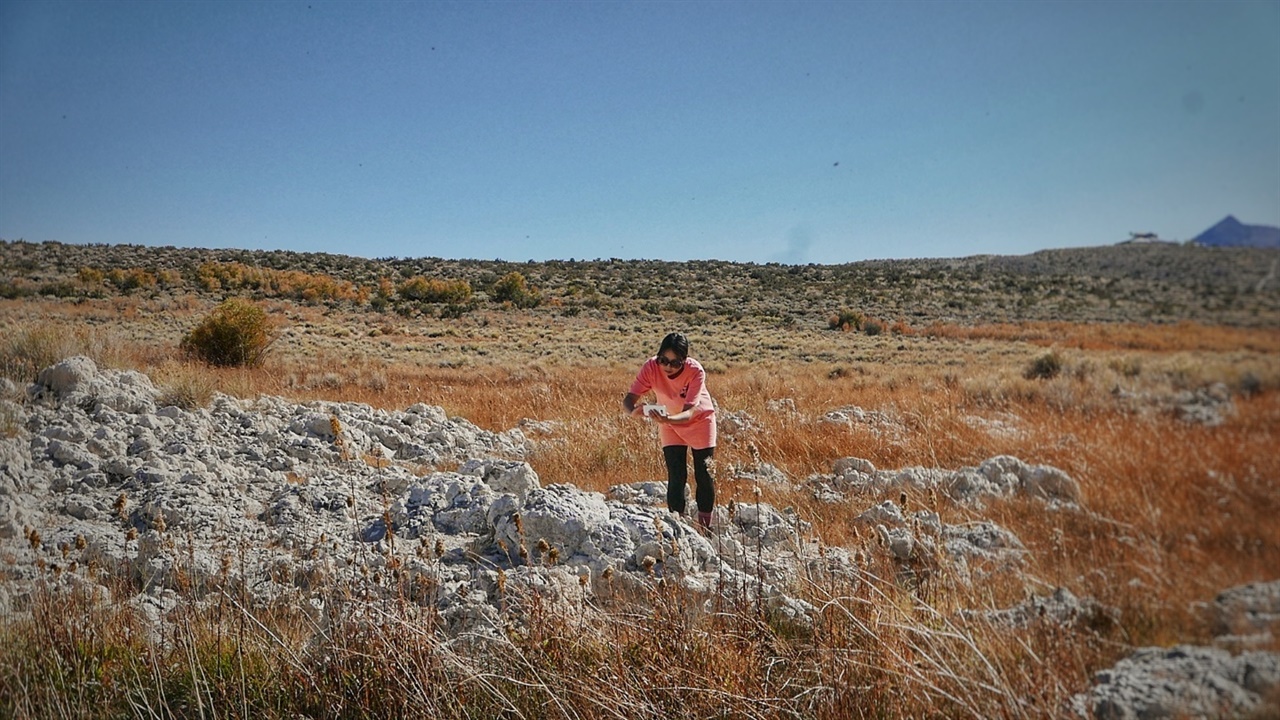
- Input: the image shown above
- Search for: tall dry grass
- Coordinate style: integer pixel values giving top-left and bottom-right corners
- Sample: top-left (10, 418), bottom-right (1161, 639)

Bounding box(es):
top-left (1, 553), bottom-right (1098, 719)
top-left (922, 320), bottom-right (1280, 353)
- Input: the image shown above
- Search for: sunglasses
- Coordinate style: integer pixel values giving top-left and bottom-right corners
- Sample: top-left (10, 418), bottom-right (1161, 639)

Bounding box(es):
top-left (656, 355), bottom-right (684, 368)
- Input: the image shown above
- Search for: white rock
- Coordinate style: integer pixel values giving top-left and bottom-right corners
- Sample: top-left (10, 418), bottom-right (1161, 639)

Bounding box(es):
top-left (858, 500), bottom-right (904, 527)
top-left (493, 484), bottom-right (611, 563)
top-left (1213, 581), bottom-right (1280, 638)
top-left (1024, 464), bottom-right (1081, 503)
top-left (35, 356), bottom-right (99, 396)
top-left (833, 457), bottom-right (876, 476)
top-left (1081, 645), bottom-right (1280, 720)
top-left (460, 458), bottom-right (540, 500)
top-left (605, 481), bottom-right (668, 506)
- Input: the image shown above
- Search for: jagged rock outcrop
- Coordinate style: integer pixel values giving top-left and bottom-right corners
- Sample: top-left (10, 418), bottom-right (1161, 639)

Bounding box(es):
top-left (1079, 645), bottom-right (1279, 720)
top-left (810, 453), bottom-right (1082, 507)
top-left (0, 357), bottom-right (831, 635)
top-left (1073, 581), bottom-right (1280, 719)
top-left (967, 586), bottom-right (1119, 631)
top-left (1212, 580), bottom-right (1280, 641)
top-left (0, 357), bottom-right (1073, 632)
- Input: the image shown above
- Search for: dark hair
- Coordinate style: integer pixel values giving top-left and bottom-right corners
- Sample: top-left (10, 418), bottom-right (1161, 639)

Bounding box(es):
top-left (658, 332), bottom-right (689, 360)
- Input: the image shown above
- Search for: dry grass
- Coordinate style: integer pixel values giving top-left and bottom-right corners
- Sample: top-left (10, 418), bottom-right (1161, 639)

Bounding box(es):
top-left (1, 292), bottom-right (1278, 718)
top-left (923, 320), bottom-right (1280, 353)
top-left (0, 560), bottom-right (1097, 719)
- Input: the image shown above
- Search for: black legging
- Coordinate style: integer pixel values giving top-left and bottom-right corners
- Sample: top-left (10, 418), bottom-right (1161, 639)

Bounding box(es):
top-left (663, 445), bottom-right (715, 514)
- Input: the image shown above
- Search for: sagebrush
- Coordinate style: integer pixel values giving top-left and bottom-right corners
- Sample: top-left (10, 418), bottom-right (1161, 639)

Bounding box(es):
top-left (179, 297), bottom-right (277, 367)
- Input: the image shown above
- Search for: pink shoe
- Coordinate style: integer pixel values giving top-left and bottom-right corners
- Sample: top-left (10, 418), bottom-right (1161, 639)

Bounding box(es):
top-left (697, 511), bottom-right (713, 531)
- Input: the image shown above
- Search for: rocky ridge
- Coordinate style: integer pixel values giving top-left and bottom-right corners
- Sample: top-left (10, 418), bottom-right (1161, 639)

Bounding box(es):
top-left (4, 239), bottom-right (1278, 326)
top-left (1, 357), bottom-right (1277, 717)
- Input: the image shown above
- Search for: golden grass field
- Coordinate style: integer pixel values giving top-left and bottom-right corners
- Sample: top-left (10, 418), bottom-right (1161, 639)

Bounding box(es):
top-left (2, 287), bottom-right (1279, 718)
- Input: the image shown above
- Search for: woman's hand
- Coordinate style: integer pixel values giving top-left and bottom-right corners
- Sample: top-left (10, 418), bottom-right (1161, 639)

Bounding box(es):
top-left (622, 393), bottom-right (642, 418)
top-left (659, 404), bottom-right (697, 424)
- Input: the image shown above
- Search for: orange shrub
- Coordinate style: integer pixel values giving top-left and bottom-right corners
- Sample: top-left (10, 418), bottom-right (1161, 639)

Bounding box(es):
top-left (397, 276), bottom-right (473, 304)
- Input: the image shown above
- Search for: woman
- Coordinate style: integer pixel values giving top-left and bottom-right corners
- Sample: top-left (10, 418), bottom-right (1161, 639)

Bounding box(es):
top-left (622, 332), bottom-right (717, 530)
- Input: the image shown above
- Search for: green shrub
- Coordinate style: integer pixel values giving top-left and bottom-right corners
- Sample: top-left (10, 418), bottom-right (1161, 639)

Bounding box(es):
top-left (106, 268), bottom-right (157, 293)
top-left (0, 280), bottom-right (35, 300)
top-left (492, 272), bottom-right (540, 308)
top-left (1024, 351), bottom-right (1063, 380)
top-left (439, 303), bottom-right (470, 319)
top-left (1238, 371), bottom-right (1263, 397)
top-left (828, 309), bottom-right (864, 331)
top-left (863, 320), bottom-right (883, 336)
top-left (180, 298), bottom-right (277, 367)
top-left (38, 281), bottom-right (82, 298)
top-left (77, 267), bottom-right (105, 285)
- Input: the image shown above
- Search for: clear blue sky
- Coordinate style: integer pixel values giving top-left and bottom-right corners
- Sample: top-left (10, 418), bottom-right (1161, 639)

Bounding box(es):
top-left (2, 0), bottom-right (1277, 264)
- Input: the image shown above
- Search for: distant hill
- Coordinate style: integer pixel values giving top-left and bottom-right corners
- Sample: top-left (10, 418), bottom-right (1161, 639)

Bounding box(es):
top-left (1194, 216), bottom-right (1280, 249)
top-left (3, 239), bottom-right (1278, 327)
